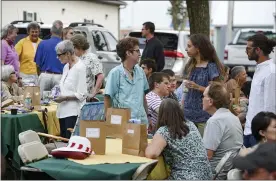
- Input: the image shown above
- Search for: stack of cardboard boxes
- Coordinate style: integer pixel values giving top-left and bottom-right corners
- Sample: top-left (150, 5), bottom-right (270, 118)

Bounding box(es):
top-left (80, 108), bottom-right (148, 157)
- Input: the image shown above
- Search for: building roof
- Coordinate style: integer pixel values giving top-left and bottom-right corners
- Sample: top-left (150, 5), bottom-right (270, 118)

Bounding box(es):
top-left (91, 0), bottom-right (127, 6)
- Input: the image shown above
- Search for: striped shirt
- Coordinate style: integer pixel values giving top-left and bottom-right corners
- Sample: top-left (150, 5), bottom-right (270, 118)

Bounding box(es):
top-left (146, 91), bottom-right (162, 126)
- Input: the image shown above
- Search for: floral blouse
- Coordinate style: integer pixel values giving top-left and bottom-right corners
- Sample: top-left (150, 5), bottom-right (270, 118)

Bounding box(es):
top-left (79, 52), bottom-right (103, 94)
top-left (156, 121), bottom-right (213, 180)
top-left (184, 62), bottom-right (220, 123)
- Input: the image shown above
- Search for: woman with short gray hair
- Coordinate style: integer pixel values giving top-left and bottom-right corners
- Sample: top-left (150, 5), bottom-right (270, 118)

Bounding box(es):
top-left (1, 24), bottom-right (20, 77)
top-left (54, 40), bottom-right (87, 139)
top-left (1, 65), bottom-right (23, 102)
top-left (225, 66), bottom-right (248, 124)
top-left (225, 66), bottom-right (247, 96)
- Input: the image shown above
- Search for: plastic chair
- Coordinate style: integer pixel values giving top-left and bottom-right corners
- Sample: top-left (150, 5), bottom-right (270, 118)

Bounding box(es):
top-left (18, 141), bottom-right (48, 165)
top-left (19, 130), bottom-right (69, 154)
top-left (213, 151), bottom-right (233, 180)
top-left (132, 160), bottom-right (158, 180)
top-left (18, 141), bottom-right (47, 179)
top-left (227, 169), bottom-right (243, 180)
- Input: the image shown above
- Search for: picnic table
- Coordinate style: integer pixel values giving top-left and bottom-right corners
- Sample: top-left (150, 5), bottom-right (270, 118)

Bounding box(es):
top-left (1, 94), bottom-right (104, 169)
top-left (28, 139), bottom-right (154, 180)
top-left (1, 105), bottom-right (58, 169)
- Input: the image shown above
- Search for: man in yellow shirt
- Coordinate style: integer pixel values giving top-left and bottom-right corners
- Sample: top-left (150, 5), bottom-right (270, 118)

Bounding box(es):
top-left (15, 22), bottom-right (41, 86)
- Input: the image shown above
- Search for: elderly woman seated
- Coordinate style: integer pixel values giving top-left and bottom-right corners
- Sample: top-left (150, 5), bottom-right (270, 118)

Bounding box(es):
top-left (54, 40), bottom-right (87, 139)
top-left (225, 66), bottom-right (248, 124)
top-left (1, 65), bottom-right (23, 102)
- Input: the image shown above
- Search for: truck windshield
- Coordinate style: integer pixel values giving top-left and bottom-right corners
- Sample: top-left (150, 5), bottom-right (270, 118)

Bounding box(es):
top-left (236, 31), bottom-right (276, 45)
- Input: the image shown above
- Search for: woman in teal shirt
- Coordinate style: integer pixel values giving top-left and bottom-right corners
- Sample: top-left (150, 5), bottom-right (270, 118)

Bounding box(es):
top-left (104, 37), bottom-right (149, 125)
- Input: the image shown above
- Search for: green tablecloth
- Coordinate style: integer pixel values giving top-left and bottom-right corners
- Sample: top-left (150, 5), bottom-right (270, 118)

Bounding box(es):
top-left (28, 158), bottom-right (142, 180)
top-left (1, 113), bottom-right (45, 169)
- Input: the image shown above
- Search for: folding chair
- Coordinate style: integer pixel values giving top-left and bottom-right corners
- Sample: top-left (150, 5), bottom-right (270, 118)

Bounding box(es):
top-left (71, 101), bottom-right (105, 136)
top-left (18, 141), bottom-right (47, 179)
top-left (227, 169), bottom-right (243, 180)
top-left (19, 130), bottom-right (69, 154)
top-left (132, 160), bottom-right (158, 180)
top-left (213, 151), bottom-right (233, 180)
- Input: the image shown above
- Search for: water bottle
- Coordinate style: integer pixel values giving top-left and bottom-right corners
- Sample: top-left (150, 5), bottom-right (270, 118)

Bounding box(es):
top-left (183, 80), bottom-right (189, 93)
top-left (181, 80), bottom-right (189, 104)
top-left (24, 93), bottom-right (32, 110)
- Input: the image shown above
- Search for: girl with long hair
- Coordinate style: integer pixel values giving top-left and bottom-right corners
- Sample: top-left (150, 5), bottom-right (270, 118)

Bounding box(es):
top-left (183, 33), bottom-right (224, 136)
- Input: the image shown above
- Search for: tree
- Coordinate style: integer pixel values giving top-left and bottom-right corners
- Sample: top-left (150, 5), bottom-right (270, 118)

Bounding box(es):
top-left (167, 0), bottom-right (187, 31)
top-left (186, 0), bottom-right (210, 36)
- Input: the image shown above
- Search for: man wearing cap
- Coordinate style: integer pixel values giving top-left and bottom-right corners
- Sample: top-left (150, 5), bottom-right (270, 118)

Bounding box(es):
top-left (233, 142), bottom-right (276, 180)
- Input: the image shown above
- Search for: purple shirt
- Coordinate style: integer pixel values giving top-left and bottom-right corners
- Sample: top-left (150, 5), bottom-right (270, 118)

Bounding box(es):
top-left (1, 40), bottom-right (20, 76)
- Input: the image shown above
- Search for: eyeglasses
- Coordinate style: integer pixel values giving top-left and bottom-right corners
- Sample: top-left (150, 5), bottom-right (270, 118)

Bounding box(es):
top-left (57, 52), bottom-right (66, 57)
top-left (130, 49), bottom-right (140, 54)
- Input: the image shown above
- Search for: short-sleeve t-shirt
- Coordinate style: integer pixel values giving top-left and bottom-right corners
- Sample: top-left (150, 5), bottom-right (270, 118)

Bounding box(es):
top-left (79, 52), bottom-right (103, 93)
top-left (203, 108), bottom-right (243, 180)
top-left (184, 62), bottom-right (220, 123)
top-left (156, 121), bottom-right (213, 180)
top-left (104, 64), bottom-right (149, 124)
top-left (146, 91), bottom-right (162, 126)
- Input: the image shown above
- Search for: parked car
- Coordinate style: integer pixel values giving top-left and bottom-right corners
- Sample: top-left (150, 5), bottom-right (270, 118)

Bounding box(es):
top-left (224, 28), bottom-right (276, 78)
top-left (127, 30), bottom-right (190, 81)
top-left (10, 21), bottom-right (121, 79)
top-left (11, 20), bottom-right (52, 45)
top-left (69, 22), bottom-right (121, 79)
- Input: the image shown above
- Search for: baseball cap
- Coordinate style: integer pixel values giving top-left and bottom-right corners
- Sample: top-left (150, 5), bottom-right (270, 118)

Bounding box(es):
top-left (233, 143), bottom-right (276, 172)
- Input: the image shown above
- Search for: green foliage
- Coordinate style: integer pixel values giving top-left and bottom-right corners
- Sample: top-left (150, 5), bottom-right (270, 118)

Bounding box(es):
top-left (167, 0), bottom-right (187, 30)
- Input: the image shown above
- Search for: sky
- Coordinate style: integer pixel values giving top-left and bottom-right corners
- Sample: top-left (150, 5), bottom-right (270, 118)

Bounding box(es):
top-left (120, 1), bottom-right (276, 29)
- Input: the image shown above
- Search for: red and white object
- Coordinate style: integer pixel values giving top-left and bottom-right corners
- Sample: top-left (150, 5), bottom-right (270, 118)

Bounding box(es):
top-left (51, 136), bottom-right (94, 160)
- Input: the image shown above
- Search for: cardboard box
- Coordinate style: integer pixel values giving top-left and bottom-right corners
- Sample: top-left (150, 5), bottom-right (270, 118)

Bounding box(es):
top-left (80, 120), bottom-right (106, 155)
top-left (23, 86), bottom-right (41, 110)
top-left (106, 108), bottom-right (131, 138)
top-left (122, 123), bottom-right (148, 157)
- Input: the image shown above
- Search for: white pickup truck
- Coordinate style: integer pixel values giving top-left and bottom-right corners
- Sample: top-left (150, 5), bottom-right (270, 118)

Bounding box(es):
top-left (224, 29), bottom-right (276, 78)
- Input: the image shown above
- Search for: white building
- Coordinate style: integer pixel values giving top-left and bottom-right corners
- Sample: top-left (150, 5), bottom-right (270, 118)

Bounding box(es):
top-left (1, 0), bottom-right (127, 39)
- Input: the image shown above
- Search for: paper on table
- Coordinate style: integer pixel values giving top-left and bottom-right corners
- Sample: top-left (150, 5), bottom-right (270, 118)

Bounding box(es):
top-left (86, 128), bottom-right (100, 138)
top-left (69, 139), bottom-right (153, 165)
top-left (110, 115), bottom-right (122, 125)
top-left (127, 129), bottom-right (134, 134)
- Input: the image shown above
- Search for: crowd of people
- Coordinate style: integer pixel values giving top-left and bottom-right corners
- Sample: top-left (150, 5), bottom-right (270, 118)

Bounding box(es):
top-left (1, 19), bottom-right (276, 180)
top-left (1, 20), bottom-right (104, 139)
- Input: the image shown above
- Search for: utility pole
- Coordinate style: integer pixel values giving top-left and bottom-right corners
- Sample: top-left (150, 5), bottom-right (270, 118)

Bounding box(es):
top-left (226, 1), bottom-right (234, 44)
top-left (131, 0), bottom-right (137, 29)
top-left (273, 1), bottom-right (276, 62)
top-left (274, 1), bottom-right (276, 31)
